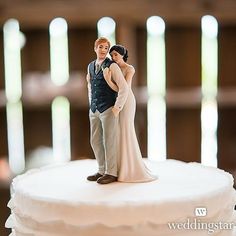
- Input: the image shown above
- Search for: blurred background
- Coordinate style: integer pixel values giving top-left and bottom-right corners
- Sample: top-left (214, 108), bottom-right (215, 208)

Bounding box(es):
top-left (0, 0), bottom-right (236, 235)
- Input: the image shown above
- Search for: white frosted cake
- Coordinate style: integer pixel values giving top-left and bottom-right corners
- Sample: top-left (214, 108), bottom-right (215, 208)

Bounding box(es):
top-left (6, 159), bottom-right (236, 236)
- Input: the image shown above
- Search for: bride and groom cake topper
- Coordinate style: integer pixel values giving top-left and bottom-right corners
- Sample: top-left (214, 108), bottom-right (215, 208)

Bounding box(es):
top-left (86, 37), bottom-right (157, 184)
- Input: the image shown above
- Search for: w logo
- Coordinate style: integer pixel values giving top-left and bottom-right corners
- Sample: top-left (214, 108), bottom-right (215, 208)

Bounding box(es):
top-left (195, 207), bottom-right (207, 217)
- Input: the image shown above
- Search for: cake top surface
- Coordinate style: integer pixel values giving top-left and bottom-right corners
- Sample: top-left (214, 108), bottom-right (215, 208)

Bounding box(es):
top-left (8, 159), bottom-right (236, 227)
top-left (12, 159), bottom-right (234, 204)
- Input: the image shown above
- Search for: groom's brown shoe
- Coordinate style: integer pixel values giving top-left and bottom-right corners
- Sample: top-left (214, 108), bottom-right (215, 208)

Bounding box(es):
top-left (97, 174), bottom-right (117, 184)
top-left (87, 173), bottom-right (103, 181)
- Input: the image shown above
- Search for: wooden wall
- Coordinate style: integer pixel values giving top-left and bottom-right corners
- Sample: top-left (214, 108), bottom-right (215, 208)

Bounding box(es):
top-left (0, 15), bottom-right (235, 172)
top-left (0, 1), bottom-right (235, 167)
top-left (218, 26), bottom-right (236, 171)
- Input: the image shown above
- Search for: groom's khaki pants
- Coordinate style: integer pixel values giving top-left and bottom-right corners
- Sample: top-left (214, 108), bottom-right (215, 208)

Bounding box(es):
top-left (89, 107), bottom-right (119, 177)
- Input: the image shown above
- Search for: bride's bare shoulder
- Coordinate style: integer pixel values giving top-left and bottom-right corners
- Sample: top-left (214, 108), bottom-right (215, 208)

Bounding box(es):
top-left (127, 64), bottom-right (135, 73)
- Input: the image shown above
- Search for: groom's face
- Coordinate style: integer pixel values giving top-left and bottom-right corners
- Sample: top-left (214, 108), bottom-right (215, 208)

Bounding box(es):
top-left (94, 42), bottom-right (109, 60)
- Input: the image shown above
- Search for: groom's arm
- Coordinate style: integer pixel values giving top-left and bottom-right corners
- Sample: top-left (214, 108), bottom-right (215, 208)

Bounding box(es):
top-left (110, 63), bottom-right (129, 115)
top-left (86, 65), bottom-right (91, 106)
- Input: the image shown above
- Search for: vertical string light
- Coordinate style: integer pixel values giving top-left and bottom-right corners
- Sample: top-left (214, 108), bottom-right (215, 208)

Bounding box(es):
top-left (201, 15), bottom-right (218, 167)
top-left (146, 16), bottom-right (166, 161)
top-left (49, 18), bottom-right (71, 162)
top-left (3, 19), bottom-right (25, 174)
top-left (97, 17), bottom-right (116, 46)
top-left (49, 18), bottom-right (69, 86)
top-left (51, 97), bottom-right (70, 162)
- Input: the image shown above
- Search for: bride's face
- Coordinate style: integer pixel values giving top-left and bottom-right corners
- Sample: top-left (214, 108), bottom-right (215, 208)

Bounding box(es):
top-left (110, 50), bottom-right (123, 64)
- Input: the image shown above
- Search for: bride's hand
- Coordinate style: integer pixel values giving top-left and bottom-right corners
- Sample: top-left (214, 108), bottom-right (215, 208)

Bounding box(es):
top-left (103, 67), bottom-right (112, 81)
top-left (112, 106), bottom-right (119, 117)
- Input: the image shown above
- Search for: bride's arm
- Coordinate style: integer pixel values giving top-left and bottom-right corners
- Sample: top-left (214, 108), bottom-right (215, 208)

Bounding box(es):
top-left (125, 66), bottom-right (135, 87)
top-left (103, 67), bottom-right (119, 92)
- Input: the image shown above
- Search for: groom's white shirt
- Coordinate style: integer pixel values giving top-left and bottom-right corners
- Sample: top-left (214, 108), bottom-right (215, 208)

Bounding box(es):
top-left (87, 61), bottom-right (129, 113)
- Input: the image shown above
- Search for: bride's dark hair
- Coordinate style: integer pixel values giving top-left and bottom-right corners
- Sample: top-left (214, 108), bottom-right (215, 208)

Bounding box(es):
top-left (109, 45), bottom-right (128, 62)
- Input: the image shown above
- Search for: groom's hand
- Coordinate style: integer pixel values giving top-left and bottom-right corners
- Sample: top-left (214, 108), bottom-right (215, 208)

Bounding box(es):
top-left (112, 107), bottom-right (119, 117)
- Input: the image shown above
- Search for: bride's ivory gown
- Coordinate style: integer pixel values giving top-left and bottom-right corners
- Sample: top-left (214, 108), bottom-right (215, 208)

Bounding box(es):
top-left (116, 73), bottom-right (157, 182)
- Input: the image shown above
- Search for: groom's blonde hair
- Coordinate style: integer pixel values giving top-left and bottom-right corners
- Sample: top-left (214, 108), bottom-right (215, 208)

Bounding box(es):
top-left (94, 37), bottom-right (111, 49)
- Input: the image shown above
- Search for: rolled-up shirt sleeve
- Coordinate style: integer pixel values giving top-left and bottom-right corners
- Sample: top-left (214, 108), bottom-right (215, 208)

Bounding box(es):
top-left (110, 63), bottom-right (129, 112)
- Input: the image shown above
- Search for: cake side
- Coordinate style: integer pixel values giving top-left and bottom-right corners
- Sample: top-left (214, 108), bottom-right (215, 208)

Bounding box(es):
top-left (6, 159), bottom-right (236, 236)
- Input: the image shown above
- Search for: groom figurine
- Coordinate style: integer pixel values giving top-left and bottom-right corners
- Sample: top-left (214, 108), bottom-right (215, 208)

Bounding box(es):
top-left (86, 37), bottom-right (128, 184)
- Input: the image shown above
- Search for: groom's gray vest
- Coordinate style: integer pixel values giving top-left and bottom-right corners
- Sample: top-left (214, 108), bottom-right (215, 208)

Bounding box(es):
top-left (89, 58), bottom-right (117, 113)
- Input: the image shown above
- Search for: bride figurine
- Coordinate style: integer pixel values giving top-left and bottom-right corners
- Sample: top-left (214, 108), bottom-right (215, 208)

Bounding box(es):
top-left (103, 44), bottom-right (157, 182)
